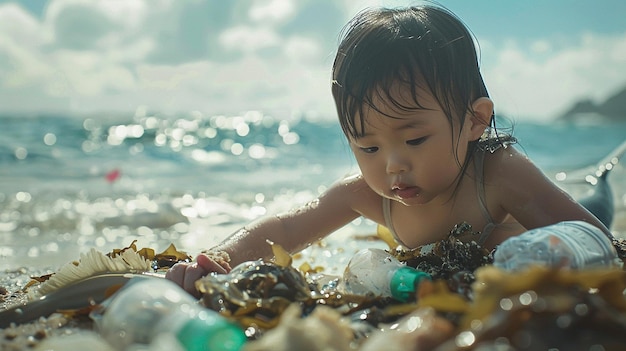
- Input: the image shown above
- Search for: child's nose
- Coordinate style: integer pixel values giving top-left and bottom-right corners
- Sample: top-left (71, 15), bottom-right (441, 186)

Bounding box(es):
top-left (386, 152), bottom-right (410, 174)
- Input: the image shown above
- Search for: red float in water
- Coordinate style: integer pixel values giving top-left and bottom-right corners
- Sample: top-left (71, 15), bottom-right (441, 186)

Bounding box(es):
top-left (105, 169), bottom-right (121, 183)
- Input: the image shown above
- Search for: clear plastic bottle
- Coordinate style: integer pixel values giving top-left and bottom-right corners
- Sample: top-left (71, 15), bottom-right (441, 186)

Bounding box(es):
top-left (493, 220), bottom-right (622, 271)
top-left (342, 248), bottom-right (431, 302)
top-left (93, 276), bottom-right (246, 351)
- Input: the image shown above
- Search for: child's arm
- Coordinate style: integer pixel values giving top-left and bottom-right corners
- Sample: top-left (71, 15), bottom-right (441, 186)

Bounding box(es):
top-left (211, 175), bottom-right (369, 265)
top-left (493, 147), bottom-right (611, 236)
top-left (166, 175), bottom-right (370, 295)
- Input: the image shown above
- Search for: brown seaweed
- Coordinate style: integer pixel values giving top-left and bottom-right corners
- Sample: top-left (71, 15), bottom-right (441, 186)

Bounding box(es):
top-left (107, 240), bottom-right (192, 269)
top-left (390, 222), bottom-right (493, 300)
top-left (194, 246), bottom-right (402, 338)
top-left (196, 259), bottom-right (313, 330)
top-left (435, 265), bottom-right (626, 350)
top-left (9, 234), bottom-right (626, 350)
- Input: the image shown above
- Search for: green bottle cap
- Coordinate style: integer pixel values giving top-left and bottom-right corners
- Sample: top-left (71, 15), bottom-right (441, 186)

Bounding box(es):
top-left (176, 310), bottom-right (246, 351)
top-left (390, 266), bottom-right (431, 302)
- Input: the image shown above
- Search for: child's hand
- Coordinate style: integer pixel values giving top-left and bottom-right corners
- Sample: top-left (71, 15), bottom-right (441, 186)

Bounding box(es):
top-left (165, 253), bottom-right (231, 297)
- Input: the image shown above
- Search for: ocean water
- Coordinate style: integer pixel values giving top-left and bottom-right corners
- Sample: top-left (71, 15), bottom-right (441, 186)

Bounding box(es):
top-left (1, 111), bottom-right (625, 276)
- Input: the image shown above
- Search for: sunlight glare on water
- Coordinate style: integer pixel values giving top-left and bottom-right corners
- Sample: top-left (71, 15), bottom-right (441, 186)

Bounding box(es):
top-left (0, 112), bottom-right (624, 273)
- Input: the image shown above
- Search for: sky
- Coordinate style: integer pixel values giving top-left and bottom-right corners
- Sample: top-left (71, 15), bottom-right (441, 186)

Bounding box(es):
top-left (0, 0), bottom-right (625, 121)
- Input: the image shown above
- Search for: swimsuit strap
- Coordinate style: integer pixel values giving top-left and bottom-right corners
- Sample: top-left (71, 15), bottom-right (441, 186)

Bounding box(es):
top-left (474, 149), bottom-right (496, 245)
top-left (382, 197), bottom-right (410, 248)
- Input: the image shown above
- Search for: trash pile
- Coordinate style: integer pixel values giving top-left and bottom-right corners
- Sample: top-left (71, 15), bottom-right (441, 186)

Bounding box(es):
top-left (3, 225), bottom-right (626, 351)
top-left (193, 227), bottom-right (626, 351)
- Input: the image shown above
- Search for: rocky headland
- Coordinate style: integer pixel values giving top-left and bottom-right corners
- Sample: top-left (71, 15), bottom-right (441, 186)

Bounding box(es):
top-left (558, 85), bottom-right (626, 122)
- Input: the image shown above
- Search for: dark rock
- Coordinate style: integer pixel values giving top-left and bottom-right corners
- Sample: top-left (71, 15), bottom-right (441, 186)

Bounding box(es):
top-left (558, 86), bottom-right (626, 122)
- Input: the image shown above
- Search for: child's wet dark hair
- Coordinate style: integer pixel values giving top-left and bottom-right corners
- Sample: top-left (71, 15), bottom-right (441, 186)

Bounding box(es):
top-left (331, 5), bottom-right (501, 172)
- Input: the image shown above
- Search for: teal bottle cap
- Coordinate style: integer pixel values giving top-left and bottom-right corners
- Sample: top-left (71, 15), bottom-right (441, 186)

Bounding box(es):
top-left (177, 310), bottom-right (246, 351)
top-left (390, 266), bottom-right (431, 302)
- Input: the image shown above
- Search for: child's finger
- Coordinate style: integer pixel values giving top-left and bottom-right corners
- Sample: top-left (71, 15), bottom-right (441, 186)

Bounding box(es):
top-left (197, 253), bottom-right (230, 274)
top-left (182, 263), bottom-right (207, 296)
top-left (164, 262), bottom-right (186, 287)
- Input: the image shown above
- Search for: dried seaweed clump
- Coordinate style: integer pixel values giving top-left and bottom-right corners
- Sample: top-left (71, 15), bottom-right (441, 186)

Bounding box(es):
top-left (25, 241), bottom-right (192, 297)
top-left (196, 259), bottom-right (313, 332)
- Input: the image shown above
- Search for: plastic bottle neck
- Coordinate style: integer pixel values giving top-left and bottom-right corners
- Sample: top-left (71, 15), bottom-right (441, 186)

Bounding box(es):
top-left (176, 310), bottom-right (246, 351)
top-left (390, 266), bottom-right (431, 302)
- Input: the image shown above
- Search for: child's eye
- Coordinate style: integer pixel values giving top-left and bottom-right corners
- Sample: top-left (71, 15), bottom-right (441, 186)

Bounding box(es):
top-left (360, 146), bottom-right (379, 154)
top-left (406, 137), bottom-right (427, 146)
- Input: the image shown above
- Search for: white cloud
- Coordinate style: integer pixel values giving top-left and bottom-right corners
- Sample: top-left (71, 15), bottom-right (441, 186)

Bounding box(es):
top-left (219, 26), bottom-right (281, 53)
top-left (0, 0), bottom-right (340, 118)
top-left (249, 0), bottom-right (295, 24)
top-left (51, 50), bottom-right (136, 96)
top-left (530, 40), bottom-right (551, 54)
top-left (483, 32), bottom-right (626, 120)
top-left (137, 62), bottom-right (210, 91)
top-left (0, 36), bottom-right (48, 89)
top-left (44, 0), bottom-right (148, 35)
top-left (0, 5), bottom-right (55, 101)
top-left (0, 3), bottom-right (41, 47)
top-left (0, 0), bottom-right (624, 123)
top-left (283, 36), bottom-right (323, 63)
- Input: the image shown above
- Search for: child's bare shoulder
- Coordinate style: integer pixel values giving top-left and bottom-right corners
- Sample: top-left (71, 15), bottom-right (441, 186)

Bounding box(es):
top-left (325, 174), bottom-right (381, 211)
top-left (484, 145), bottom-right (557, 201)
top-left (484, 145), bottom-right (535, 179)
top-left (331, 173), bottom-right (376, 196)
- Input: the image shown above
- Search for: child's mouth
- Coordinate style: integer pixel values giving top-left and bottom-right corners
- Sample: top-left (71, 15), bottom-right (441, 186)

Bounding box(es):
top-left (392, 185), bottom-right (420, 199)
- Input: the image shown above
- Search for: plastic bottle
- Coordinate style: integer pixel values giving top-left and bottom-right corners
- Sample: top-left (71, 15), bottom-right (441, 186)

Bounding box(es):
top-left (93, 276), bottom-right (246, 351)
top-left (342, 248), bottom-right (431, 302)
top-left (493, 220), bottom-right (622, 271)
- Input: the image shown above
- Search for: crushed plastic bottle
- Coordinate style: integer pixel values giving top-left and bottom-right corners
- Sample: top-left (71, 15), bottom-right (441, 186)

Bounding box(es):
top-left (343, 248), bottom-right (431, 302)
top-left (92, 276), bottom-right (246, 351)
top-left (493, 220), bottom-right (622, 271)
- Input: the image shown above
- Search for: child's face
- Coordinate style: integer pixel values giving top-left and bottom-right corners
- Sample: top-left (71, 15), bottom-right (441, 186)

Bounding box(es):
top-left (348, 85), bottom-right (476, 206)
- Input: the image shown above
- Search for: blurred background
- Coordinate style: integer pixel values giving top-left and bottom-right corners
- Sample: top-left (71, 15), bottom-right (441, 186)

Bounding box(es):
top-left (0, 0), bottom-right (625, 274)
top-left (0, 0), bottom-right (625, 120)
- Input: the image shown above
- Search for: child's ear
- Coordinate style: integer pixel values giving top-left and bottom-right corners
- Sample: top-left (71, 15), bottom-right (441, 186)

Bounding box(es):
top-left (468, 97), bottom-right (493, 140)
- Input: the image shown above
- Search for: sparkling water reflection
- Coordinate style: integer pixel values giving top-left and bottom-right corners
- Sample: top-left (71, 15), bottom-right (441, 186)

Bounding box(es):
top-left (0, 112), bottom-right (625, 274)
